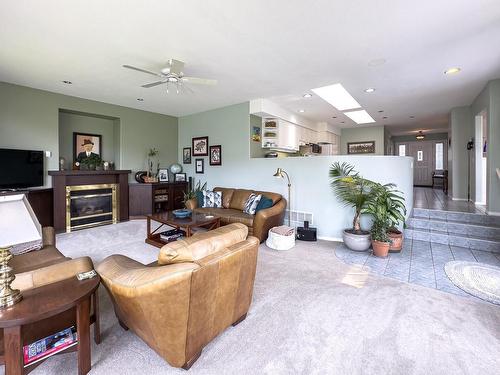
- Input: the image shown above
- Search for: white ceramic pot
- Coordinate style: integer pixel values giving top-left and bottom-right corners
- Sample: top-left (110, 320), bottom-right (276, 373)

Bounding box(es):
top-left (342, 229), bottom-right (371, 251)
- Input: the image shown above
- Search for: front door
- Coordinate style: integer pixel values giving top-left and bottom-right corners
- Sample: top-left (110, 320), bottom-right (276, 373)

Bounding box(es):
top-left (409, 141), bottom-right (433, 186)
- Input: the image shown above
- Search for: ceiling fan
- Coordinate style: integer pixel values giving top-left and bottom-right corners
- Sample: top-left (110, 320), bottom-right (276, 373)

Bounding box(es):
top-left (123, 59), bottom-right (217, 93)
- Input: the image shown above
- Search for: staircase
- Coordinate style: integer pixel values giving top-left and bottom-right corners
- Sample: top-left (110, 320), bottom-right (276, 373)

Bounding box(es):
top-left (406, 208), bottom-right (500, 253)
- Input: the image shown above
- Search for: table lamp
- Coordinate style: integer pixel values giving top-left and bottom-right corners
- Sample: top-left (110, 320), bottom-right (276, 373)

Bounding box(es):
top-left (273, 168), bottom-right (291, 226)
top-left (0, 194), bottom-right (43, 308)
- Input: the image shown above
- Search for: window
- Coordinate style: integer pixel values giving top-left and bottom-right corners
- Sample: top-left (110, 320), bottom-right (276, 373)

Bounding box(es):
top-left (435, 142), bottom-right (444, 170)
top-left (417, 150), bottom-right (423, 161)
top-left (398, 144), bottom-right (406, 156)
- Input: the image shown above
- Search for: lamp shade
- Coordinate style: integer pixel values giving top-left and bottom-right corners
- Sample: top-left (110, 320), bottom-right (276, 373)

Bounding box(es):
top-left (0, 194), bottom-right (42, 253)
top-left (273, 168), bottom-right (283, 178)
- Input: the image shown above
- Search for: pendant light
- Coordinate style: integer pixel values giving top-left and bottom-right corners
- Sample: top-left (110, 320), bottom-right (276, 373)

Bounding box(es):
top-left (416, 131), bottom-right (425, 140)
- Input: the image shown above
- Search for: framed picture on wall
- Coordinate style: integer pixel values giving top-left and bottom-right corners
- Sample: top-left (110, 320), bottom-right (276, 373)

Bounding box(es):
top-left (183, 147), bottom-right (192, 164)
top-left (73, 132), bottom-right (102, 162)
top-left (252, 126), bottom-right (261, 142)
top-left (192, 136), bottom-right (208, 156)
top-left (209, 145), bottom-right (222, 166)
top-left (347, 141), bottom-right (375, 154)
top-left (195, 158), bottom-right (204, 173)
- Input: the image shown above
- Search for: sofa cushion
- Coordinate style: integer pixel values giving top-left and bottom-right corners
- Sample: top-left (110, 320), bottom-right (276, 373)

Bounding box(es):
top-left (243, 193), bottom-right (262, 215)
top-left (229, 189), bottom-right (253, 210)
top-left (196, 190), bottom-right (204, 207)
top-left (214, 187), bottom-right (234, 208)
top-left (228, 212), bottom-right (254, 227)
top-left (256, 195), bottom-right (274, 212)
top-left (158, 223), bottom-right (248, 265)
top-left (202, 190), bottom-right (222, 208)
top-left (254, 191), bottom-right (282, 205)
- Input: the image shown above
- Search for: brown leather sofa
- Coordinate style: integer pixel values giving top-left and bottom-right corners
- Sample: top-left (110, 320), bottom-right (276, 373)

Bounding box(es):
top-left (185, 187), bottom-right (286, 242)
top-left (97, 223), bottom-right (259, 370)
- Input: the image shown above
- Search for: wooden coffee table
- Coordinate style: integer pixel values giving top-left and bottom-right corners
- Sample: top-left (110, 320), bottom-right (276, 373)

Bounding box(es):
top-left (146, 211), bottom-right (221, 248)
top-left (0, 276), bottom-right (100, 375)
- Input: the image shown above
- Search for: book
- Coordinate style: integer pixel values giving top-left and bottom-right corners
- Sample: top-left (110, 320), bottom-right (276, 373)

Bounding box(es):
top-left (23, 326), bottom-right (77, 366)
top-left (160, 228), bottom-right (186, 242)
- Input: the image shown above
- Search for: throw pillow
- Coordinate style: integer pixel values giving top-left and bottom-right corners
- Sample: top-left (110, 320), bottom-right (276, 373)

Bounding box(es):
top-left (255, 196), bottom-right (273, 213)
top-left (196, 190), bottom-right (204, 208)
top-left (202, 190), bottom-right (222, 208)
top-left (243, 193), bottom-right (262, 215)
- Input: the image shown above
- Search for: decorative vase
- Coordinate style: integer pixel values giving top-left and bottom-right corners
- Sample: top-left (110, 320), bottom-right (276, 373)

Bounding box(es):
top-left (388, 229), bottom-right (403, 252)
top-left (372, 240), bottom-right (390, 257)
top-left (342, 229), bottom-right (371, 251)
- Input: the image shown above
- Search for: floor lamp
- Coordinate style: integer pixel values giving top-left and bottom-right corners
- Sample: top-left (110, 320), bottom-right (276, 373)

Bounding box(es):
top-left (273, 168), bottom-right (291, 226)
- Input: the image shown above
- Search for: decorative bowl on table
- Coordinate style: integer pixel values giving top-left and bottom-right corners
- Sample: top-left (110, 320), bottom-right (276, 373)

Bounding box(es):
top-left (172, 209), bottom-right (192, 218)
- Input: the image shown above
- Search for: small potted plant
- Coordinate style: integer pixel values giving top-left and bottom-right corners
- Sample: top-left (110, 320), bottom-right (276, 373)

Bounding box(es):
top-left (80, 154), bottom-right (102, 170)
top-left (366, 183), bottom-right (407, 252)
top-left (370, 218), bottom-right (391, 257)
top-left (329, 162), bottom-right (377, 251)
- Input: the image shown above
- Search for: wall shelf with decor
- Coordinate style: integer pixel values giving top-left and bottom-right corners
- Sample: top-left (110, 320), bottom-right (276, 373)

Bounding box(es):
top-left (129, 182), bottom-right (187, 218)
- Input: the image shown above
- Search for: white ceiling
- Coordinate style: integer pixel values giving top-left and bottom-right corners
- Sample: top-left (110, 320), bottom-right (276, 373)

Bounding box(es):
top-left (1, 0), bottom-right (500, 136)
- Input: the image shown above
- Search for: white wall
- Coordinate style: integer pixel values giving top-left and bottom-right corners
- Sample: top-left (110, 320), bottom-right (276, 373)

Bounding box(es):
top-left (179, 102), bottom-right (414, 241)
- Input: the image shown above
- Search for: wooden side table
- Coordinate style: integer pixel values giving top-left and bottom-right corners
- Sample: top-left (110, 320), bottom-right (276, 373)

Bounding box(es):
top-left (0, 276), bottom-right (100, 375)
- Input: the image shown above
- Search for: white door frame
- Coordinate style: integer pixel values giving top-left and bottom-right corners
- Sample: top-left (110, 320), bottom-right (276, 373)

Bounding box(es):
top-left (474, 111), bottom-right (487, 205)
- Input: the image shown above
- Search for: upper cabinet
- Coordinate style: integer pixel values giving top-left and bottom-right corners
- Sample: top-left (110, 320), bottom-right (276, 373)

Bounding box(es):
top-left (262, 118), bottom-right (299, 152)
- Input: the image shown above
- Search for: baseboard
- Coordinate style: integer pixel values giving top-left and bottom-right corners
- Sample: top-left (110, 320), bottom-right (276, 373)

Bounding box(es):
top-left (317, 236), bottom-right (343, 242)
top-left (474, 201), bottom-right (486, 206)
top-left (451, 197), bottom-right (468, 201)
top-left (487, 211), bottom-right (500, 216)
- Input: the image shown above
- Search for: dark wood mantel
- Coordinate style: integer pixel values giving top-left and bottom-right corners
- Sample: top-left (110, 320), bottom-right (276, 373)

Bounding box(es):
top-left (48, 170), bottom-right (131, 232)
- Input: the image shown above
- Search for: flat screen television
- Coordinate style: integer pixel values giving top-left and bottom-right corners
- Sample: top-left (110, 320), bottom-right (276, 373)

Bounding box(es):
top-left (0, 148), bottom-right (44, 189)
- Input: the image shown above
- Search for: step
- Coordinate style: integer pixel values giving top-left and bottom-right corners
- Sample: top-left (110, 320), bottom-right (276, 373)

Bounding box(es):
top-left (412, 208), bottom-right (500, 227)
top-left (405, 228), bottom-right (500, 253)
top-left (407, 217), bottom-right (500, 241)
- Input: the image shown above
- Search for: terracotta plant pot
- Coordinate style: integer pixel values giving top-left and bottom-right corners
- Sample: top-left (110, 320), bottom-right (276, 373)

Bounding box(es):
top-left (388, 229), bottom-right (403, 253)
top-left (372, 240), bottom-right (390, 257)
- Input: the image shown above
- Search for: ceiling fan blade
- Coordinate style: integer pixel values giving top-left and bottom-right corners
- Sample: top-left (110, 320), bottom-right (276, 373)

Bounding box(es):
top-left (181, 76), bottom-right (217, 85)
top-left (142, 81), bottom-right (167, 88)
top-left (123, 65), bottom-right (162, 77)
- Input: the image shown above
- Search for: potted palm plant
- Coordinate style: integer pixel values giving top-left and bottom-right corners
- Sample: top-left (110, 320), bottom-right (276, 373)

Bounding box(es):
top-left (329, 162), bottom-right (377, 251)
top-left (365, 183), bottom-right (407, 252)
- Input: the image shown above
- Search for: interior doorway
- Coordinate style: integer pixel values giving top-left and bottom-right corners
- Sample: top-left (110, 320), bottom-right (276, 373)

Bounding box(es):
top-left (474, 111), bottom-right (487, 205)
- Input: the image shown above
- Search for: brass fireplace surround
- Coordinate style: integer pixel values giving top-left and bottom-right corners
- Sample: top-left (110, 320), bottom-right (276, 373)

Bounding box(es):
top-left (65, 183), bottom-right (119, 232)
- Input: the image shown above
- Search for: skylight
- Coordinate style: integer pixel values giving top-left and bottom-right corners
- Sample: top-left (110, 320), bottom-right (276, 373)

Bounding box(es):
top-left (311, 83), bottom-right (361, 111)
top-left (343, 110), bottom-right (376, 124)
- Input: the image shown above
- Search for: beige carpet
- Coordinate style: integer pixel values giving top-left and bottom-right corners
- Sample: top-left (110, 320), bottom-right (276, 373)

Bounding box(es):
top-left (7, 220), bottom-right (499, 375)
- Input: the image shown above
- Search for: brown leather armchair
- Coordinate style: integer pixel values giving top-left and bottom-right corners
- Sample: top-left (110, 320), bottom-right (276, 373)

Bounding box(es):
top-left (97, 223), bottom-right (259, 370)
top-left (185, 187), bottom-right (286, 242)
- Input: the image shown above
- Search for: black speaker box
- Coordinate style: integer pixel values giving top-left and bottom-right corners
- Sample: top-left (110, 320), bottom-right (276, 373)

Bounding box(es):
top-left (296, 226), bottom-right (317, 241)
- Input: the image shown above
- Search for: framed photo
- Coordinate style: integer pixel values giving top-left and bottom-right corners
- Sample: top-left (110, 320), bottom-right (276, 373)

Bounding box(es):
top-left (73, 132), bottom-right (101, 162)
top-left (183, 147), bottom-right (192, 164)
top-left (195, 158), bottom-right (204, 174)
top-left (347, 141), bottom-right (375, 154)
top-left (209, 145), bottom-right (222, 166)
top-left (192, 136), bottom-right (209, 156)
top-left (158, 168), bottom-right (169, 182)
top-left (252, 126), bottom-right (261, 142)
top-left (174, 173), bottom-right (187, 182)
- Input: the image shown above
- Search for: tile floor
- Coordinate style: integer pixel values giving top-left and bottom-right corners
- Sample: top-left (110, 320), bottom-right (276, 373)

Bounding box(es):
top-left (413, 186), bottom-right (487, 213)
top-left (335, 239), bottom-right (500, 299)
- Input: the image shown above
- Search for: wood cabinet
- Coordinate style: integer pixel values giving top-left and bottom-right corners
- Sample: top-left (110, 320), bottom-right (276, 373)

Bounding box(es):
top-left (129, 182), bottom-right (188, 218)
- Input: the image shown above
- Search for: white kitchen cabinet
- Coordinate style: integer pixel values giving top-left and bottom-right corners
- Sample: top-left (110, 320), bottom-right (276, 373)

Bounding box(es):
top-left (262, 118), bottom-right (299, 152)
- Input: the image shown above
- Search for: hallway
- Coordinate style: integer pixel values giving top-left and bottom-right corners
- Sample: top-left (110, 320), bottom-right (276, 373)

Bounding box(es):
top-left (413, 187), bottom-right (486, 214)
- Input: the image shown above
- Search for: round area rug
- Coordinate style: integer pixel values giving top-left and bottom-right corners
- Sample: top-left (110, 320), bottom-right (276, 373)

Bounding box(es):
top-left (444, 261), bottom-right (500, 305)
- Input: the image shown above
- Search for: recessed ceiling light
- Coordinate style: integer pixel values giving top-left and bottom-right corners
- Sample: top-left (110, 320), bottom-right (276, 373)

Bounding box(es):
top-left (344, 110), bottom-right (376, 124)
top-left (137, 98), bottom-right (144, 101)
top-left (368, 58), bottom-right (386, 67)
top-left (378, 110), bottom-right (384, 113)
top-left (302, 93), bottom-right (313, 98)
top-left (62, 80), bottom-right (72, 84)
top-left (382, 116), bottom-right (388, 119)
top-left (409, 116), bottom-right (415, 119)
top-left (341, 121), bottom-right (345, 124)
top-left (312, 83), bottom-right (361, 111)
top-left (298, 109), bottom-right (305, 113)
top-left (332, 116), bottom-right (337, 119)
top-left (364, 88), bottom-right (376, 93)
top-left (444, 67), bottom-right (461, 75)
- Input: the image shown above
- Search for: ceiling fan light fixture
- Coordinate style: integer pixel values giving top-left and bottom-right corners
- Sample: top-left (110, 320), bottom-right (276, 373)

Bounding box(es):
top-left (416, 131), bottom-right (425, 140)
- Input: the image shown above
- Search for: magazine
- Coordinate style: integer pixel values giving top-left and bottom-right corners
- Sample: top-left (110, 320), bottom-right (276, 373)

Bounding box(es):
top-left (23, 326), bottom-right (77, 366)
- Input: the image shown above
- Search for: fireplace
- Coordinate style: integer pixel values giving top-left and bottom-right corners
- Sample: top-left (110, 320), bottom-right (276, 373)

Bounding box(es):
top-left (65, 184), bottom-right (119, 232)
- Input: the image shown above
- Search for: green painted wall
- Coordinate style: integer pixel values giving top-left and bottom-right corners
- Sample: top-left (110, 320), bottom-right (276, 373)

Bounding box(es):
top-left (58, 111), bottom-right (117, 168)
top-left (449, 106), bottom-right (472, 200)
top-left (340, 125), bottom-right (385, 155)
top-left (250, 114), bottom-right (266, 158)
top-left (0, 82), bottom-right (178, 186)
